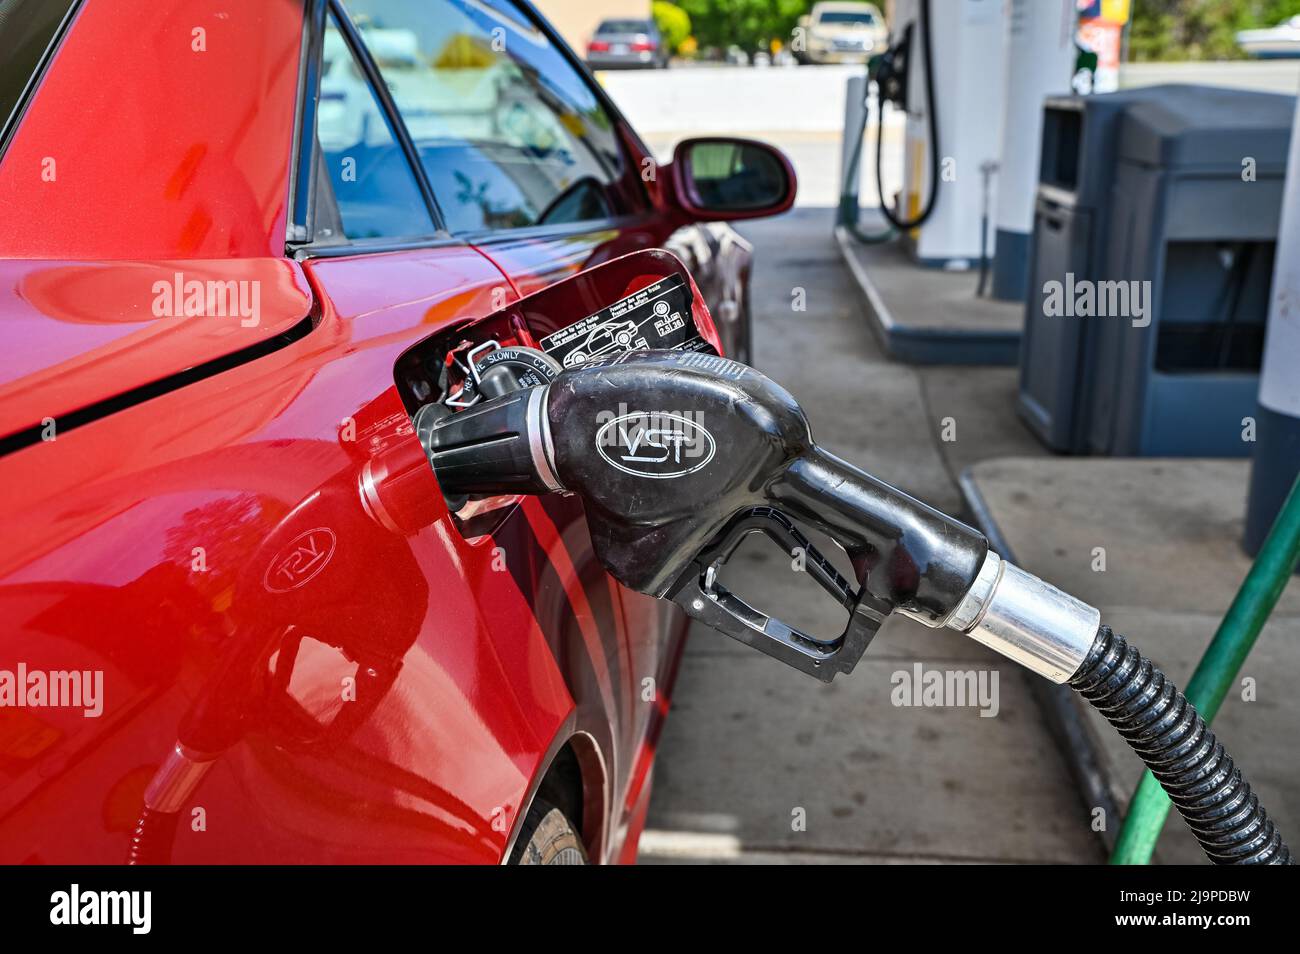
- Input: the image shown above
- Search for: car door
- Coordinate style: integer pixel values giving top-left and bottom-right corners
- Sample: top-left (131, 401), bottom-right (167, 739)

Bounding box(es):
top-left (299, 1), bottom-right (651, 850)
top-left (322, 0), bottom-right (684, 784)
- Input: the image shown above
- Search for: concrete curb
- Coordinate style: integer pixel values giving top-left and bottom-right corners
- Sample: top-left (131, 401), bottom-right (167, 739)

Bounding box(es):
top-left (835, 226), bottom-right (1022, 366)
top-left (957, 465), bottom-right (1122, 859)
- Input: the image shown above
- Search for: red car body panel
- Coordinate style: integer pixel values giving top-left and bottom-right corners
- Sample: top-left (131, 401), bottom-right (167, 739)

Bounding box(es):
top-left (474, 222), bottom-right (662, 298)
top-left (0, 0), bottom-right (763, 864)
top-left (0, 259), bottom-right (312, 439)
top-left (0, 0), bottom-right (301, 260)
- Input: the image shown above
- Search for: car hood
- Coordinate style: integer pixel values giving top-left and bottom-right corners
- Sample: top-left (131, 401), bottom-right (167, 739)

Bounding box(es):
top-left (0, 257), bottom-right (312, 444)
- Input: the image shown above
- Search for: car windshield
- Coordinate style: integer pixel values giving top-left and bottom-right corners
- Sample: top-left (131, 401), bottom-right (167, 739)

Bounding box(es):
top-left (597, 20), bottom-right (652, 34)
top-left (820, 11), bottom-right (877, 25)
top-left (0, 0), bottom-right (79, 138)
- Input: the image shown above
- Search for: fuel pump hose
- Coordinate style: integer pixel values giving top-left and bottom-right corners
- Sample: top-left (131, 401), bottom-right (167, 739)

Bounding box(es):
top-left (875, 0), bottom-right (940, 232)
top-left (840, 0), bottom-right (941, 241)
top-left (1070, 626), bottom-right (1290, 864)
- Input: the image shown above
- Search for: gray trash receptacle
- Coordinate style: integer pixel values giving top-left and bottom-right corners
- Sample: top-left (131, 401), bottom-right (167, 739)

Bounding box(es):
top-left (1018, 92), bottom-right (1139, 452)
top-left (1088, 85), bottom-right (1291, 457)
top-left (1018, 85), bottom-right (1294, 457)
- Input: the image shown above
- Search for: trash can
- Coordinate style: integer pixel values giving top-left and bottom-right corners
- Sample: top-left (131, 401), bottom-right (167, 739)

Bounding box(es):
top-left (1018, 85), bottom-right (1294, 457)
top-left (1088, 85), bottom-right (1292, 457)
top-left (1018, 91), bottom-right (1142, 452)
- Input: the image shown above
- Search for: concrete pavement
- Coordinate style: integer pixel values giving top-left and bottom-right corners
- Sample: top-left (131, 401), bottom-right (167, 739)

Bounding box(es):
top-left (640, 209), bottom-right (1101, 864)
top-left (1122, 60), bottom-right (1300, 95)
top-left (613, 58), bottom-right (1299, 865)
top-left (963, 458), bottom-right (1300, 865)
top-left (836, 224), bottom-right (1024, 364)
top-left (598, 63), bottom-right (866, 134)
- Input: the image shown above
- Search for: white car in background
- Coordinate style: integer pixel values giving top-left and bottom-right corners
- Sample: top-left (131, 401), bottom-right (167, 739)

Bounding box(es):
top-left (795, 1), bottom-right (888, 65)
top-left (1237, 15), bottom-right (1300, 59)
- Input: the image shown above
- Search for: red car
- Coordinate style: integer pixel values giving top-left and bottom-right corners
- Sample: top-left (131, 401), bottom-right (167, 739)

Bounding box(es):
top-left (0, 0), bottom-right (793, 863)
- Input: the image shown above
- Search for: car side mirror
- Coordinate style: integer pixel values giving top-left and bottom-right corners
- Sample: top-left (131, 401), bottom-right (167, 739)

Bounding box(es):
top-left (670, 137), bottom-right (796, 221)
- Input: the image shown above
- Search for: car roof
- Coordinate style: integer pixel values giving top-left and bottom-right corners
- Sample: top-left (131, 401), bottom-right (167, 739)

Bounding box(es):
top-left (596, 19), bottom-right (655, 31)
top-left (814, 2), bottom-right (882, 11)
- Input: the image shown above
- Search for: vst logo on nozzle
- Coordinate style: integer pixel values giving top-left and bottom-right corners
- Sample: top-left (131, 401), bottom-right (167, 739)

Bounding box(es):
top-left (594, 411), bottom-right (716, 479)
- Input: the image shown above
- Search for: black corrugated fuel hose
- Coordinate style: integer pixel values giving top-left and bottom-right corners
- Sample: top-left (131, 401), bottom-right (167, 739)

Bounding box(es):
top-left (874, 0), bottom-right (939, 232)
top-left (1070, 626), bottom-right (1291, 864)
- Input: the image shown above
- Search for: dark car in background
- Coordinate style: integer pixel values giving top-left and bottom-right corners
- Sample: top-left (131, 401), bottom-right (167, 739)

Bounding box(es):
top-left (586, 18), bottom-right (669, 70)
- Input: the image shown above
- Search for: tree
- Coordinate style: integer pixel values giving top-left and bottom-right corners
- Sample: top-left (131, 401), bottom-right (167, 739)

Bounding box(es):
top-left (678, 0), bottom-right (812, 54)
top-left (1129, 0), bottom-right (1300, 61)
top-left (653, 2), bottom-right (692, 54)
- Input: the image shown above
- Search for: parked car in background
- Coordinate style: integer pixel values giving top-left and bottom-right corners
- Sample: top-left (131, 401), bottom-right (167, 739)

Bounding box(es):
top-left (795, 1), bottom-right (888, 65)
top-left (1237, 15), bottom-right (1300, 59)
top-left (0, 0), bottom-right (793, 865)
top-left (586, 18), bottom-right (669, 70)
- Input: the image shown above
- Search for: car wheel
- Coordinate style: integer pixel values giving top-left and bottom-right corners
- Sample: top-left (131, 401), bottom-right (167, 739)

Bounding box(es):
top-left (510, 799), bottom-right (588, 865)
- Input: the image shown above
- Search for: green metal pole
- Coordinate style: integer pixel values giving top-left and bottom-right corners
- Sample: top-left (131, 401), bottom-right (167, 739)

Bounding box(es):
top-left (1110, 472), bottom-right (1300, 864)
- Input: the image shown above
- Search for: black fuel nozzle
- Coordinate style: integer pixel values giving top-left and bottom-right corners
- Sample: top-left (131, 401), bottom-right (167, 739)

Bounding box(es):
top-left (418, 349), bottom-right (1046, 681)
top-left (418, 350), bottom-right (1099, 682)
top-left (420, 351), bottom-right (1296, 864)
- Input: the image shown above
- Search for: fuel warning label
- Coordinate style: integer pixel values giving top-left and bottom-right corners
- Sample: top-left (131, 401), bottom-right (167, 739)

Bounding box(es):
top-left (539, 273), bottom-right (713, 369)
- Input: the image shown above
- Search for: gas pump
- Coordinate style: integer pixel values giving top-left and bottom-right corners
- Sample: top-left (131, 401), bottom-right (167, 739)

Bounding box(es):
top-left (843, 0), bottom-right (1007, 268)
top-left (838, 4), bottom-right (928, 243)
top-left (867, 6), bottom-right (931, 231)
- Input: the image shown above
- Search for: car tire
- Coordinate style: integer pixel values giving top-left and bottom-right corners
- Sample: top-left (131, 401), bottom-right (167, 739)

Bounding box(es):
top-left (509, 800), bottom-right (589, 865)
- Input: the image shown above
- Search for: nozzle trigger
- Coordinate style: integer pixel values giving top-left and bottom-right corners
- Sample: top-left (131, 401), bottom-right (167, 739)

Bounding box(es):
top-left (667, 507), bottom-right (890, 682)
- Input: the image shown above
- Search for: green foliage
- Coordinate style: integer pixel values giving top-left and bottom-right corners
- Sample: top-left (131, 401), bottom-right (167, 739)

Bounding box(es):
top-left (670, 0), bottom-right (1300, 62)
top-left (653, 2), bottom-right (693, 53)
top-left (678, 0), bottom-right (814, 54)
top-left (1129, 0), bottom-right (1300, 61)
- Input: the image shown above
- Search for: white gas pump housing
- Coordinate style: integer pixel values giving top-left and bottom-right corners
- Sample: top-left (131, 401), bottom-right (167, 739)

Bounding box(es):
top-left (893, 0), bottom-right (1007, 268)
top-left (990, 0), bottom-right (1077, 300)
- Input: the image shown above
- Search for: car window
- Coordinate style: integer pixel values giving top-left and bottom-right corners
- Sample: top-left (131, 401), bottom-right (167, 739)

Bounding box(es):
top-left (596, 20), bottom-right (655, 34)
top-left (342, 0), bottom-right (628, 234)
top-left (0, 0), bottom-right (79, 142)
top-left (819, 11), bottom-right (878, 25)
top-left (316, 12), bottom-right (435, 240)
